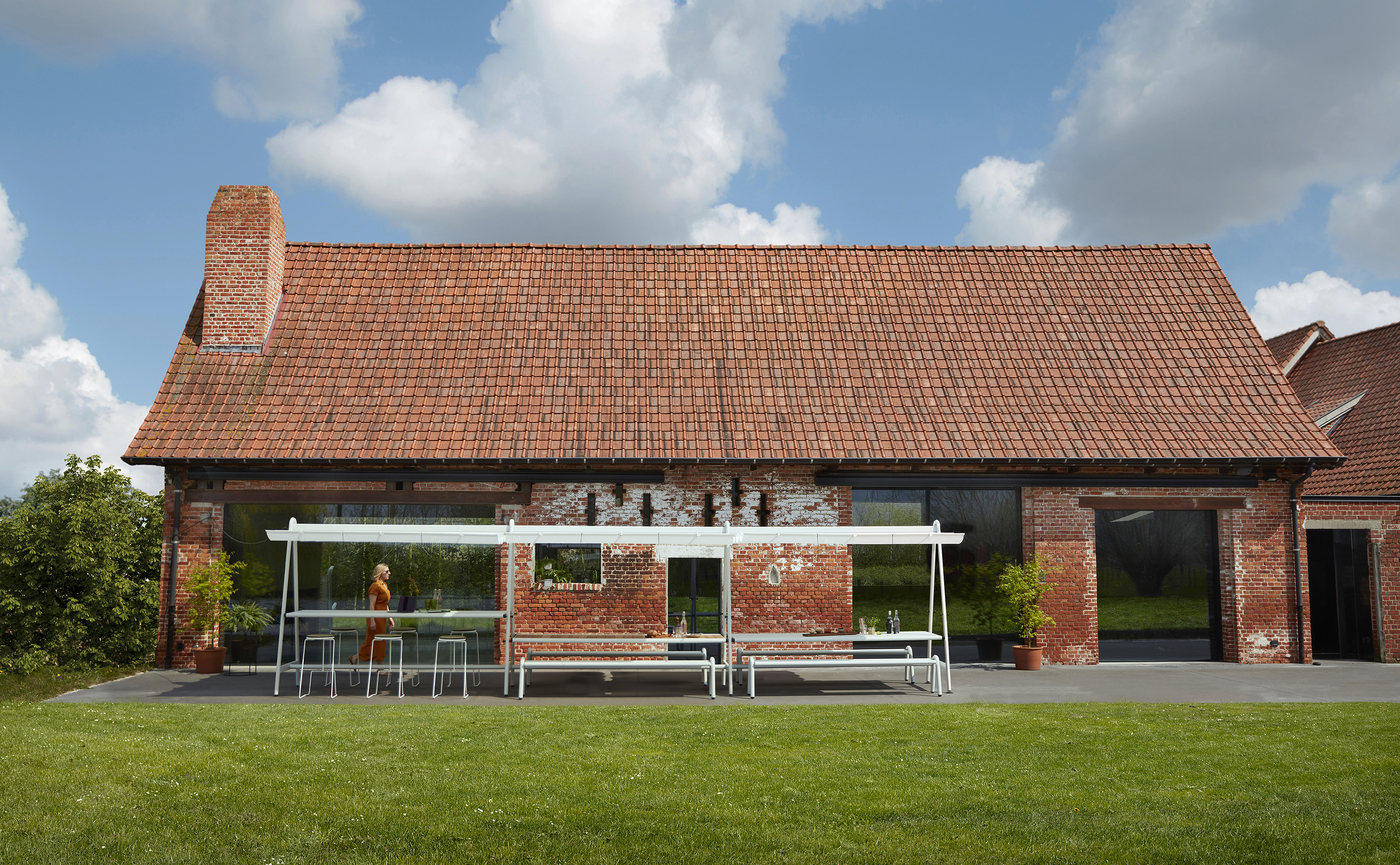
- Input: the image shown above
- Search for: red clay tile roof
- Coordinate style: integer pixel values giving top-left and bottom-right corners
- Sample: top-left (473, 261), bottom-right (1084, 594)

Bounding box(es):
top-left (125, 244), bottom-right (1342, 467)
top-left (1283, 320), bottom-right (1400, 495)
top-left (1264, 321), bottom-right (1334, 369)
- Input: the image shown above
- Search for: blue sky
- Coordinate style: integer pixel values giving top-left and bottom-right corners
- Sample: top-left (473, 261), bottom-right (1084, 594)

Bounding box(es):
top-left (1, 0), bottom-right (1398, 495)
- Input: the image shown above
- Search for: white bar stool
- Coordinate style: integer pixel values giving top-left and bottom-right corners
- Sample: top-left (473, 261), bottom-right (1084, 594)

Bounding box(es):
top-left (388, 626), bottom-right (421, 686)
top-left (449, 628), bottom-right (483, 687)
top-left (298, 634), bottom-right (337, 698)
top-left (329, 627), bottom-right (360, 686)
top-left (432, 635), bottom-right (470, 698)
top-left (366, 634), bottom-right (406, 698)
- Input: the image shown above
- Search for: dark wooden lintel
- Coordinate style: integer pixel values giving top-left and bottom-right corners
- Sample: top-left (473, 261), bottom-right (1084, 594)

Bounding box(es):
top-left (1077, 496), bottom-right (1248, 511)
top-left (183, 489), bottom-right (530, 505)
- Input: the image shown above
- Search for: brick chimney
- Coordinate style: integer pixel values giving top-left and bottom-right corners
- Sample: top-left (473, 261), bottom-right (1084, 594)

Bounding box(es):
top-left (201, 185), bottom-right (285, 351)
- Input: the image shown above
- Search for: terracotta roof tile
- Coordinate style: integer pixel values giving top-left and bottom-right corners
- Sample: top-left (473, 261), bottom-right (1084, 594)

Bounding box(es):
top-left (1284, 320), bottom-right (1400, 495)
top-left (126, 244), bottom-right (1341, 466)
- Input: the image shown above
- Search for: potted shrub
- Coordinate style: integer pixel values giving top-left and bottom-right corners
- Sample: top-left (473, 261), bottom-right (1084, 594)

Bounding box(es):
top-left (223, 601), bottom-right (272, 666)
top-left (996, 555), bottom-right (1058, 671)
top-left (185, 552), bottom-right (245, 673)
top-left (960, 554), bottom-right (1010, 662)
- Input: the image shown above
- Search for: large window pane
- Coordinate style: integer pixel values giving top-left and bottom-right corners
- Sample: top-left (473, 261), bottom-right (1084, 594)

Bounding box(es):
top-left (1096, 509), bottom-right (1218, 661)
top-left (222, 504), bottom-right (497, 656)
top-left (851, 489), bottom-right (1020, 636)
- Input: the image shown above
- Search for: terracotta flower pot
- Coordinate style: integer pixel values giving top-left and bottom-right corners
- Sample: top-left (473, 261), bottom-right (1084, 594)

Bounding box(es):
top-left (1012, 645), bottom-right (1043, 671)
top-left (193, 646), bottom-right (226, 674)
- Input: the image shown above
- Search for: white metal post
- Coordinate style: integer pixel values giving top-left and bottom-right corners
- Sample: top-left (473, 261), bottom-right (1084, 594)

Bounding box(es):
top-left (927, 521), bottom-right (936, 687)
top-left (272, 517), bottom-right (296, 696)
top-left (292, 538), bottom-right (301, 683)
top-left (723, 537), bottom-right (733, 694)
top-left (938, 533), bottom-right (951, 693)
top-left (504, 520), bottom-right (515, 696)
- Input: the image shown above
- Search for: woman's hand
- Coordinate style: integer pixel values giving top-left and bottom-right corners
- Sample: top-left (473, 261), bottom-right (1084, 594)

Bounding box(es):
top-left (388, 618), bottom-right (395, 629)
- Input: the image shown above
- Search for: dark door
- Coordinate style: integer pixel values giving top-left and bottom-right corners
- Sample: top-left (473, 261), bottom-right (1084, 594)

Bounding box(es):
top-left (668, 558), bottom-right (722, 634)
top-left (1096, 509), bottom-right (1222, 662)
top-left (1307, 529), bottom-right (1374, 659)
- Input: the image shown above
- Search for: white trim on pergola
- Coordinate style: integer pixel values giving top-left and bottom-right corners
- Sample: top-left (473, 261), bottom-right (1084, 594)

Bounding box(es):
top-left (266, 519), bottom-right (964, 696)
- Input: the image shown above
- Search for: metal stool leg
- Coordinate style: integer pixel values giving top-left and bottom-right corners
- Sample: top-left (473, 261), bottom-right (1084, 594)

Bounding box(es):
top-left (299, 635), bottom-right (336, 698)
top-left (433, 637), bottom-right (469, 698)
top-left (367, 635), bottom-right (405, 698)
top-left (330, 627), bottom-right (360, 687)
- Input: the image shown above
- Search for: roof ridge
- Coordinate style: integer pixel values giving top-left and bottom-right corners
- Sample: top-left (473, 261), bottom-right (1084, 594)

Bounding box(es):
top-left (282, 241), bottom-right (1216, 251)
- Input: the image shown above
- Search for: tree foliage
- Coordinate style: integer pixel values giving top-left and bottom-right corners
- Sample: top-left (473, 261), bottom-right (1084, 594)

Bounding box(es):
top-left (0, 455), bottom-right (162, 672)
top-left (997, 555), bottom-right (1058, 645)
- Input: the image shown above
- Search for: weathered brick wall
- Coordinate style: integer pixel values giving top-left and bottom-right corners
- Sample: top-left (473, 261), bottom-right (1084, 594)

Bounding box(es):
top-left (491, 465), bottom-right (850, 661)
top-left (1025, 482), bottom-right (1299, 665)
top-left (157, 483), bottom-right (227, 668)
top-left (201, 185), bottom-right (284, 351)
top-left (1299, 499), bottom-right (1399, 663)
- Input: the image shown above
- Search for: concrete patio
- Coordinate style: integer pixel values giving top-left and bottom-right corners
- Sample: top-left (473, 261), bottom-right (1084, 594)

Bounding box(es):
top-left (49, 660), bottom-right (1400, 706)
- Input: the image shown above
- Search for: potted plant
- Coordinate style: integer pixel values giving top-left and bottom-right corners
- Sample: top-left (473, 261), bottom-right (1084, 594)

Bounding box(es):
top-left (960, 554), bottom-right (1010, 662)
top-left (996, 555), bottom-right (1057, 671)
top-left (222, 601), bottom-right (272, 666)
top-left (185, 552), bottom-right (244, 673)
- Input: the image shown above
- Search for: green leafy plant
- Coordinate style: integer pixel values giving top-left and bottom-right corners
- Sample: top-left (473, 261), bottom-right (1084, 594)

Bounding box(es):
top-left (221, 601), bottom-right (272, 637)
top-left (0, 455), bottom-right (161, 671)
top-left (957, 553), bottom-right (1011, 636)
top-left (996, 555), bottom-right (1058, 645)
top-left (185, 552), bottom-right (244, 649)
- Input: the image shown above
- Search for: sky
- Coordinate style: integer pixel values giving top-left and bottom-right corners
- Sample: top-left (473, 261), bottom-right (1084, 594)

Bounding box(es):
top-left (1, 0), bottom-right (1399, 497)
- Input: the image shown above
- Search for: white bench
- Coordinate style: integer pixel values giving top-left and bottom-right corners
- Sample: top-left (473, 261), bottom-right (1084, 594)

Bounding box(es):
top-left (742, 654), bottom-right (944, 698)
top-left (518, 657), bottom-right (719, 699)
top-left (522, 650), bottom-right (715, 686)
top-left (733, 647), bottom-right (914, 685)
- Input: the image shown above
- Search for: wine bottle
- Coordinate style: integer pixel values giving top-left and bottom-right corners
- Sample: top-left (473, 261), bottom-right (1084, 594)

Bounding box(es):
top-left (886, 610), bottom-right (893, 634)
top-left (893, 609), bottom-right (901, 634)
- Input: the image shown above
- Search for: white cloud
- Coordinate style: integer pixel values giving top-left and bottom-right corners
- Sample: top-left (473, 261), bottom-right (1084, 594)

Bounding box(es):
top-left (1327, 176), bottom-right (1400, 278)
top-left (1250, 271), bottom-right (1400, 339)
top-left (0, 0), bottom-right (361, 120)
top-left (954, 157), bottom-right (1068, 245)
top-left (0, 183), bottom-right (161, 497)
top-left (956, 0), bottom-right (1400, 250)
top-left (689, 202), bottom-right (827, 244)
top-left (268, 0), bottom-right (871, 242)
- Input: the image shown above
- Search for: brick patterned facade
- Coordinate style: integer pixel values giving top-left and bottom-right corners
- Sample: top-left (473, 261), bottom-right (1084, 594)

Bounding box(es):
top-left (160, 468), bottom-right (1392, 669)
top-left (201, 185), bottom-right (284, 351)
top-left (1299, 500), bottom-right (1400, 663)
top-left (1023, 481), bottom-right (1300, 665)
top-left (157, 481), bottom-right (227, 670)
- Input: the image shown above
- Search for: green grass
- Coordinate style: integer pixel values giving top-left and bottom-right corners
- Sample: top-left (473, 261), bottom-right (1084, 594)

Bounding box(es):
top-left (1098, 597), bottom-right (1209, 632)
top-left (0, 666), bottom-right (150, 703)
top-left (1, 703), bottom-right (1396, 864)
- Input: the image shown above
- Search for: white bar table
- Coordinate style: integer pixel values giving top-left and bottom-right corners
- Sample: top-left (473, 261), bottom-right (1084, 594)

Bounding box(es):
top-left (731, 631), bottom-right (941, 643)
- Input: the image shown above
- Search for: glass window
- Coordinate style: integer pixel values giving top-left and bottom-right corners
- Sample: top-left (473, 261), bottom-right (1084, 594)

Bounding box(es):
top-left (223, 503), bottom-right (497, 613)
top-left (534, 544), bottom-right (602, 584)
top-left (1096, 509), bottom-right (1220, 661)
top-left (851, 489), bottom-right (1020, 637)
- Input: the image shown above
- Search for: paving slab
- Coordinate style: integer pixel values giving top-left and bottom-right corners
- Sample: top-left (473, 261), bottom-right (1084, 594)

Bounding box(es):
top-left (48, 660), bottom-right (1400, 706)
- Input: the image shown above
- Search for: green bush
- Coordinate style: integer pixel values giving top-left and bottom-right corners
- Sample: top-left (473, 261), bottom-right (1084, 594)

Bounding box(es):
top-left (0, 455), bottom-right (162, 671)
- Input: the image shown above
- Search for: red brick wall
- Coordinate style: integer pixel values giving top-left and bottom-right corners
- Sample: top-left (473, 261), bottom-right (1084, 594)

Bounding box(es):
top-left (202, 185), bottom-right (284, 351)
top-left (157, 482), bottom-right (227, 668)
top-left (1299, 500), bottom-right (1400, 663)
top-left (1024, 482), bottom-right (1299, 665)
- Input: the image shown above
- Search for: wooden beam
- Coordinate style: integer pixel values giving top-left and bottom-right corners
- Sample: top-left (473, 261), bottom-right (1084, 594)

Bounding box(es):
top-left (1077, 496), bottom-right (1247, 510)
top-left (182, 489), bottom-right (531, 505)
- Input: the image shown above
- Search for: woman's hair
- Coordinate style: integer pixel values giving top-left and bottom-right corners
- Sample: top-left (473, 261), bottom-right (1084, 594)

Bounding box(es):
top-left (371, 563), bottom-right (389, 579)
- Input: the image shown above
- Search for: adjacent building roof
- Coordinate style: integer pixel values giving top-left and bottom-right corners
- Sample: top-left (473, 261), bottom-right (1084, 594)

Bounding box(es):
top-left (127, 243), bottom-right (1341, 467)
top-left (1268, 320), bottom-right (1400, 495)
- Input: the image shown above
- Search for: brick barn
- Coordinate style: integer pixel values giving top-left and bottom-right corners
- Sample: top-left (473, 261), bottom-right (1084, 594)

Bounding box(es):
top-left (125, 186), bottom-right (1352, 671)
top-left (1268, 322), bottom-right (1400, 663)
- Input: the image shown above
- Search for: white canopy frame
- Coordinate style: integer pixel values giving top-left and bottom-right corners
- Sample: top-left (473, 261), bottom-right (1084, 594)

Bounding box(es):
top-left (265, 518), bottom-right (964, 696)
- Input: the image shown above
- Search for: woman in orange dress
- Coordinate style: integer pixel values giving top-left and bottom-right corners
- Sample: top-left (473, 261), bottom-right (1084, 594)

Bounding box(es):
top-left (349, 563), bottom-right (394, 664)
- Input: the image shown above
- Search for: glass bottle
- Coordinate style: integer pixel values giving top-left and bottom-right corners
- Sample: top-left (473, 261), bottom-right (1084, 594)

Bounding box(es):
top-left (886, 610), bottom-right (893, 635)
top-left (893, 609), bottom-right (901, 634)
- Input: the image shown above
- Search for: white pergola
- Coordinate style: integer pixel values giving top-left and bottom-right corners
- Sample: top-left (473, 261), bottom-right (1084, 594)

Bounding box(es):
top-left (265, 519), bottom-right (964, 696)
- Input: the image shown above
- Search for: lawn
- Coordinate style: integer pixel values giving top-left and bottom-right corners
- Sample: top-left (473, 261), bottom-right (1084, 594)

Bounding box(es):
top-left (1, 703), bottom-right (1396, 864)
top-left (0, 666), bottom-right (150, 703)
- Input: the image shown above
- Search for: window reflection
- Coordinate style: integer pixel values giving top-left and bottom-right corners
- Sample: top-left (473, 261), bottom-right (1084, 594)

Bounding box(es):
top-left (1095, 509), bottom-right (1219, 661)
top-left (851, 489), bottom-right (1021, 636)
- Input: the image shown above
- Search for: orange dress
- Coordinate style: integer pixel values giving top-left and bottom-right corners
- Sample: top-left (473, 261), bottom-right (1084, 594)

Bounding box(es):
top-left (355, 580), bottom-right (391, 662)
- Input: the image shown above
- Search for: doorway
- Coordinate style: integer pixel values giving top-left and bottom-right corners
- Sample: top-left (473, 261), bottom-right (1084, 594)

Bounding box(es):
top-left (668, 557), bottom-right (722, 634)
top-left (1306, 529), bottom-right (1375, 660)
top-left (1096, 509), bottom-right (1223, 662)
